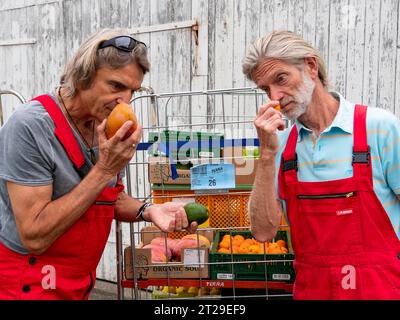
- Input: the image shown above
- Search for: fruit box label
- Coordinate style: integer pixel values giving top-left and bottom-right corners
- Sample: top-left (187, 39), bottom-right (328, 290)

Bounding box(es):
top-left (190, 163), bottom-right (236, 190)
top-left (217, 273), bottom-right (234, 280)
top-left (272, 274), bottom-right (291, 281)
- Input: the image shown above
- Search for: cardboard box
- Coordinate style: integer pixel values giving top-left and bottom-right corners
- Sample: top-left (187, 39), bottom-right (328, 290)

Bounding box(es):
top-left (222, 147), bottom-right (259, 185)
top-left (148, 156), bottom-right (191, 185)
top-left (124, 226), bottom-right (212, 280)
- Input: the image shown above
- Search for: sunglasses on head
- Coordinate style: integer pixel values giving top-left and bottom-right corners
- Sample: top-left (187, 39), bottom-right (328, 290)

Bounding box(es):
top-left (98, 36), bottom-right (147, 52)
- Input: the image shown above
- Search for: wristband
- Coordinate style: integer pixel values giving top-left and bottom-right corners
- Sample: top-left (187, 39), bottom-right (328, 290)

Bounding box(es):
top-left (136, 202), bottom-right (153, 222)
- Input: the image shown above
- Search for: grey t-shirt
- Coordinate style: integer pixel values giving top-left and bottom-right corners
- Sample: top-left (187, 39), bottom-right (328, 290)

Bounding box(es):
top-left (0, 92), bottom-right (119, 254)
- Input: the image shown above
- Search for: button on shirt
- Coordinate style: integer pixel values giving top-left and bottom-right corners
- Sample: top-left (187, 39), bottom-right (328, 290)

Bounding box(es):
top-left (275, 93), bottom-right (400, 239)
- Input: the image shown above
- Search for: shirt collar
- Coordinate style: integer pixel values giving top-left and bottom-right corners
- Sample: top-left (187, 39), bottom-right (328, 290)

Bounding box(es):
top-left (294, 92), bottom-right (354, 142)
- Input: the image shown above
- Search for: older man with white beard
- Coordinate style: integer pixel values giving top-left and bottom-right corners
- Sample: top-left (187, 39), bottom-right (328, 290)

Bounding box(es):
top-left (243, 30), bottom-right (400, 300)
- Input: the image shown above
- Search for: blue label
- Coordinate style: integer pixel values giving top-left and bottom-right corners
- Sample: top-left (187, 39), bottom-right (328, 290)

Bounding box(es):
top-left (190, 164), bottom-right (236, 190)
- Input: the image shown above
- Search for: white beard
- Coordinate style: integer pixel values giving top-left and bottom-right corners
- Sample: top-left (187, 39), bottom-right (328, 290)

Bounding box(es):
top-left (283, 72), bottom-right (315, 120)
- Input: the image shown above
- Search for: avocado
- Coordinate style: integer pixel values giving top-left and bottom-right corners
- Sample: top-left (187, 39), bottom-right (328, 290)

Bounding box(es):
top-left (184, 203), bottom-right (209, 225)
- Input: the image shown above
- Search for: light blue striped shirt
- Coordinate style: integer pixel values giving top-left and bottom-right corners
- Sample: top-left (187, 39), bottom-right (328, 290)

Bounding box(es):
top-left (276, 93), bottom-right (400, 239)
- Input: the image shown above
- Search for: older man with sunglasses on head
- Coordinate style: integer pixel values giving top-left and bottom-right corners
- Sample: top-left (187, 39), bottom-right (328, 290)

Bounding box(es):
top-left (0, 29), bottom-right (197, 300)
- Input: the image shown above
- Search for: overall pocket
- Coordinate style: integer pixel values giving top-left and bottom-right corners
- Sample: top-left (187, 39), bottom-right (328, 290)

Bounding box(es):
top-left (296, 192), bottom-right (363, 255)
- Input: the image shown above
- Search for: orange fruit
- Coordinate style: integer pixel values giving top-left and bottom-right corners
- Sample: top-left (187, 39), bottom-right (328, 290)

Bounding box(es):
top-left (217, 248), bottom-right (230, 254)
top-left (105, 102), bottom-right (137, 140)
top-left (218, 239), bottom-right (232, 249)
top-left (281, 247), bottom-right (288, 253)
top-left (269, 247), bottom-right (283, 254)
top-left (248, 245), bottom-right (260, 254)
top-left (232, 245), bottom-right (240, 254)
top-left (276, 240), bottom-right (286, 248)
top-left (258, 243), bottom-right (268, 254)
top-left (269, 242), bottom-right (279, 249)
top-left (233, 235), bottom-right (245, 242)
top-left (238, 242), bottom-right (251, 254)
top-left (243, 238), bottom-right (255, 246)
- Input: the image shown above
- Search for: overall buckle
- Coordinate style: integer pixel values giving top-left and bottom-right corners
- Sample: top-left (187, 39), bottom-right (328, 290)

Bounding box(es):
top-left (282, 154), bottom-right (298, 172)
top-left (352, 147), bottom-right (371, 164)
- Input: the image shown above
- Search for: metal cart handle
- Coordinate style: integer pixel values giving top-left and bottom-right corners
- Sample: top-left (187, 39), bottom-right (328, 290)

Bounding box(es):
top-left (0, 89), bottom-right (27, 126)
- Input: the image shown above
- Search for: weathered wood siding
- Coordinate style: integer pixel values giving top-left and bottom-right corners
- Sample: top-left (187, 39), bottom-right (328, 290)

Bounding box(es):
top-left (1, 0), bottom-right (399, 282)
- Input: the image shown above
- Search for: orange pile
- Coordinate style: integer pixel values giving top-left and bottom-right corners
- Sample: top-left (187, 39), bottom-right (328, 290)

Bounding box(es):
top-left (217, 234), bottom-right (288, 254)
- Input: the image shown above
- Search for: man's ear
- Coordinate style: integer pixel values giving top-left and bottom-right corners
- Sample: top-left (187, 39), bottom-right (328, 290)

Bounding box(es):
top-left (303, 57), bottom-right (318, 80)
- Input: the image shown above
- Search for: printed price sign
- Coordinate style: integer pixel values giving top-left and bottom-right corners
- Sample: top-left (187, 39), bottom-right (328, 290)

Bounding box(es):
top-left (190, 163), bottom-right (236, 190)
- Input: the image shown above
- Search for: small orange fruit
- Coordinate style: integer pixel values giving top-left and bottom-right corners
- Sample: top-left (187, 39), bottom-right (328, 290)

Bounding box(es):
top-left (218, 239), bottom-right (232, 249)
top-left (238, 242), bottom-right (251, 254)
top-left (269, 247), bottom-right (283, 254)
top-left (233, 235), bottom-right (245, 242)
top-left (217, 248), bottom-right (230, 254)
top-left (258, 243), bottom-right (268, 254)
top-left (269, 242), bottom-right (279, 250)
top-left (248, 245), bottom-right (260, 254)
top-left (105, 102), bottom-right (137, 140)
top-left (276, 240), bottom-right (286, 248)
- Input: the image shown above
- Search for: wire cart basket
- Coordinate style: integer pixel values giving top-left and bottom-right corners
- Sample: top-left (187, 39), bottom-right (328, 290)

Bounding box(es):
top-left (116, 86), bottom-right (294, 300)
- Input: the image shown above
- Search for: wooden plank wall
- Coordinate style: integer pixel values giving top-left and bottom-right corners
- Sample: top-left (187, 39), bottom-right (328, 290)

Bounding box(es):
top-left (0, 0), bottom-right (399, 283)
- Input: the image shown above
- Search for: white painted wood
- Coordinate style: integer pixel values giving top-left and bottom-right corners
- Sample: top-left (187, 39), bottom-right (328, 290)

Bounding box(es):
top-left (328, 0), bottom-right (349, 96)
top-left (302, 0), bottom-right (317, 45)
top-left (0, 0), bottom-right (59, 12)
top-left (287, 0), bottom-right (304, 36)
top-left (129, 19), bottom-right (197, 34)
top-left (346, 0), bottom-right (366, 104)
top-left (315, 0), bottom-right (330, 77)
top-left (191, 0), bottom-right (208, 77)
top-left (273, 0), bottom-right (289, 30)
top-left (0, 38), bottom-right (36, 46)
top-left (396, 4), bottom-right (400, 116)
top-left (376, 0), bottom-right (398, 113)
top-left (363, 0), bottom-right (381, 108)
top-left (191, 0), bottom-right (209, 129)
top-left (242, 0), bottom-right (261, 136)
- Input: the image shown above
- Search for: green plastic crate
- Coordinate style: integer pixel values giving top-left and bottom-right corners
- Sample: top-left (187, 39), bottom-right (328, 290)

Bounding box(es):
top-left (210, 230), bottom-right (295, 282)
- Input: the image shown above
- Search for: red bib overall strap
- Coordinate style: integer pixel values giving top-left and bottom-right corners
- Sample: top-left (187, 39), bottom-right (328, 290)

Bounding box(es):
top-left (352, 105), bottom-right (373, 188)
top-left (278, 125), bottom-right (299, 199)
top-left (32, 95), bottom-right (90, 178)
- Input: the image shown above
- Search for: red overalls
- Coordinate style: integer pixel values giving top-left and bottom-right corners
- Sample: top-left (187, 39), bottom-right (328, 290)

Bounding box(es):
top-left (278, 105), bottom-right (400, 300)
top-left (0, 95), bottom-right (123, 300)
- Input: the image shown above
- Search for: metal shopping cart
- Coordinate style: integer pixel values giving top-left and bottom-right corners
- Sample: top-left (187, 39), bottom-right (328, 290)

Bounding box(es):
top-left (116, 87), bottom-right (295, 300)
top-left (0, 89), bottom-right (26, 126)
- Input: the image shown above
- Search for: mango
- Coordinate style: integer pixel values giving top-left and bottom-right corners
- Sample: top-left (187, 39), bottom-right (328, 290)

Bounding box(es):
top-left (105, 102), bottom-right (137, 140)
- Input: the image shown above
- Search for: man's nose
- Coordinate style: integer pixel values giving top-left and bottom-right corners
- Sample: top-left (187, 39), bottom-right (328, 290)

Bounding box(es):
top-left (269, 85), bottom-right (284, 102)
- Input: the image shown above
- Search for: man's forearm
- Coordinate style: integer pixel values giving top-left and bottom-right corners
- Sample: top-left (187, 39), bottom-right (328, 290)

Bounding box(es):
top-left (114, 192), bottom-right (144, 222)
top-left (249, 157), bottom-right (282, 242)
top-left (30, 166), bottom-right (115, 252)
